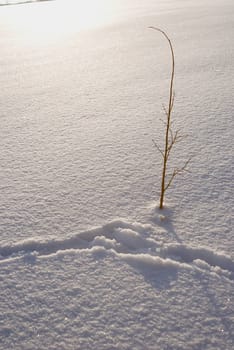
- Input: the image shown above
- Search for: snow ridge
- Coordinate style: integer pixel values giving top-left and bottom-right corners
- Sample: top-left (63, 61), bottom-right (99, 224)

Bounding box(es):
top-left (0, 220), bottom-right (233, 279)
top-left (0, 220), bottom-right (154, 258)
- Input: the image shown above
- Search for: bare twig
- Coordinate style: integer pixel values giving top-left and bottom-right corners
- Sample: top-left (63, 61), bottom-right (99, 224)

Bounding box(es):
top-left (150, 26), bottom-right (191, 209)
top-left (152, 139), bottom-right (164, 157)
top-left (164, 158), bottom-right (191, 191)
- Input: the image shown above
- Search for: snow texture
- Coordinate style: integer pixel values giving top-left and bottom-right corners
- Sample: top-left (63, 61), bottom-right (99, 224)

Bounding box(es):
top-left (0, 0), bottom-right (233, 349)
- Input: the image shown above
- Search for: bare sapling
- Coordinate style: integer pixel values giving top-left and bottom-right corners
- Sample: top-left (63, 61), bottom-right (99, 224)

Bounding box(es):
top-left (149, 27), bottom-right (191, 209)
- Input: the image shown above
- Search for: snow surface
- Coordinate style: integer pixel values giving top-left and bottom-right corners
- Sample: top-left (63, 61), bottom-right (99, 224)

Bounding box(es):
top-left (0, 0), bottom-right (233, 349)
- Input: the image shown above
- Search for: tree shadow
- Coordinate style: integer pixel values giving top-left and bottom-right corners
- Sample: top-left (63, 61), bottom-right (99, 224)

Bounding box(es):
top-left (122, 254), bottom-right (178, 291)
top-left (150, 205), bottom-right (183, 243)
top-left (136, 264), bottom-right (178, 291)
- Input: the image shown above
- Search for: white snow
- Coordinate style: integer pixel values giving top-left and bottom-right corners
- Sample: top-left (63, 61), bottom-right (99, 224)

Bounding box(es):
top-left (0, 0), bottom-right (233, 349)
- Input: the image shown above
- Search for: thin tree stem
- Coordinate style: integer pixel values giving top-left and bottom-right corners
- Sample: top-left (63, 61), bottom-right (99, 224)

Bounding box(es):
top-left (149, 27), bottom-right (175, 209)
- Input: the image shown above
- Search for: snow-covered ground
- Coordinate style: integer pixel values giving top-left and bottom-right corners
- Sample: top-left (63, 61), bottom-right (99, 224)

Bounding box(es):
top-left (0, 0), bottom-right (233, 349)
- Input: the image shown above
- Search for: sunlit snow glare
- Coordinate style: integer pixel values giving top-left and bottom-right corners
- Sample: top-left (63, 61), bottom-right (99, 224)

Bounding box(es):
top-left (2, 0), bottom-right (114, 43)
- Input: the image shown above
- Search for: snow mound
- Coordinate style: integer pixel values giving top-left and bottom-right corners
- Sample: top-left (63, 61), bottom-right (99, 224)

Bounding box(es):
top-left (0, 219), bottom-right (233, 279)
top-left (161, 243), bottom-right (234, 273)
top-left (0, 220), bottom-right (154, 258)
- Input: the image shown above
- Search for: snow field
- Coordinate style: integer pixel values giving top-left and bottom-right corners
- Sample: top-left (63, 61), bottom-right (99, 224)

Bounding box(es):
top-left (0, 0), bottom-right (234, 349)
top-left (1, 237), bottom-right (233, 350)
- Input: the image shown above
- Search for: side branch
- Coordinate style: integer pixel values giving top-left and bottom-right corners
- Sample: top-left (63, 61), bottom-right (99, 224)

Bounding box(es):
top-left (152, 139), bottom-right (164, 157)
top-left (164, 158), bottom-right (191, 191)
